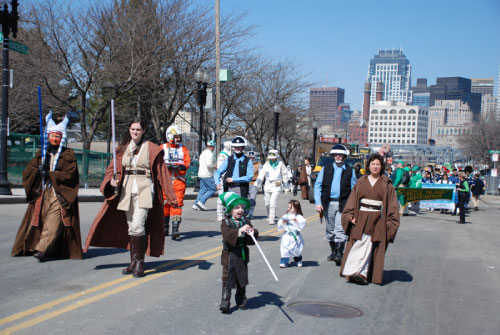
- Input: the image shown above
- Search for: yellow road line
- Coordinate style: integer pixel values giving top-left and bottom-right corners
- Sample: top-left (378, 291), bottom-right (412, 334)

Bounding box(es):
top-left (1, 215), bottom-right (318, 334)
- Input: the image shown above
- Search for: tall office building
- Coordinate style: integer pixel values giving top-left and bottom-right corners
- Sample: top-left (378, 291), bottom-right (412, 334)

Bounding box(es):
top-left (471, 78), bottom-right (494, 95)
top-left (411, 78), bottom-right (430, 107)
top-left (367, 49), bottom-right (412, 105)
top-left (309, 87), bottom-right (345, 128)
top-left (429, 77), bottom-right (481, 119)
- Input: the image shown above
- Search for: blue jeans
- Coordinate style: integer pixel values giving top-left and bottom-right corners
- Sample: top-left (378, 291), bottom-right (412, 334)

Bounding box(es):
top-left (325, 201), bottom-right (346, 243)
top-left (195, 177), bottom-right (216, 205)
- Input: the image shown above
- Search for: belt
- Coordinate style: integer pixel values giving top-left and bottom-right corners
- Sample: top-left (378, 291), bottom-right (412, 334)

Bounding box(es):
top-left (124, 170), bottom-right (147, 175)
top-left (329, 198), bottom-right (339, 202)
top-left (360, 203), bottom-right (382, 210)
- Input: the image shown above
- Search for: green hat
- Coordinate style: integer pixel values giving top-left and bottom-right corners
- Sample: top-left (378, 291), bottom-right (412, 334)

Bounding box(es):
top-left (397, 160), bottom-right (404, 165)
top-left (219, 192), bottom-right (250, 214)
top-left (207, 140), bottom-right (216, 147)
top-left (412, 165), bottom-right (420, 172)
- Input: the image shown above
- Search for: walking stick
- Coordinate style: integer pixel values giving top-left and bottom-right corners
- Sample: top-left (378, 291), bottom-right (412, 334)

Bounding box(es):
top-left (248, 230), bottom-right (279, 282)
top-left (111, 99), bottom-right (118, 196)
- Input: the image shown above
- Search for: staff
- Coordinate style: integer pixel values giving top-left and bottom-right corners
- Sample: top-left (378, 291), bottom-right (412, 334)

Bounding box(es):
top-left (37, 86), bottom-right (45, 164)
top-left (111, 99), bottom-right (118, 195)
top-left (249, 229), bottom-right (279, 282)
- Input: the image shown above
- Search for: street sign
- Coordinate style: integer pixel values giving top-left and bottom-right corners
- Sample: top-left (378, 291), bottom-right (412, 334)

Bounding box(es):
top-left (492, 169), bottom-right (498, 177)
top-left (489, 150), bottom-right (500, 154)
top-left (0, 32), bottom-right (29, 55)
top-left (492, 153), bottom-right (499, 162)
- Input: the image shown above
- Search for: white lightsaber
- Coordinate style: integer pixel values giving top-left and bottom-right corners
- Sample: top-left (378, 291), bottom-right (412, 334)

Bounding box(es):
top-left (111, 99), bottom-right (117, 176)
top-left (249, 230), bottom-right (279, 282)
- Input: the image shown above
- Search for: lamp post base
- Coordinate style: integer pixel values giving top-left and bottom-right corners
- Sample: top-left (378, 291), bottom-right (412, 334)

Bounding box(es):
top-left (0, 176), bottom-right (12, 195)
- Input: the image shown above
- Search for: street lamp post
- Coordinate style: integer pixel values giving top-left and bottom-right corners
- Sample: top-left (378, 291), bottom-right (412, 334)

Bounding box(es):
top-left (0, 0), bottom-right (19, 195)
top-left (195, 68), bottom-right (209, 157)
top-left (312, 120), bottom-right (318, 165)
top-left (273, 104), bottom-right (281, 149)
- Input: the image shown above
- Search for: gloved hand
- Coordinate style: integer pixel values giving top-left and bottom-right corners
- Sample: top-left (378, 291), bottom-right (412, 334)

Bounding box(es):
top-left (38, 165), bottom-right (48, 179)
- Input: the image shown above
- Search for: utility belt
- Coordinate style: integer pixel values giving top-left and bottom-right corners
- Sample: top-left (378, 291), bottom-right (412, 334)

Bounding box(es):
top-left (226, 182), bottom-right (249, 187)
top-left (124, 169), bottom-right (150, 177)
top-left (268, 180), bottom-right (281, 187)
top-left (359, 198), bottom-right (382, 211)
top-left (287, 231), bottom-right (300, 236)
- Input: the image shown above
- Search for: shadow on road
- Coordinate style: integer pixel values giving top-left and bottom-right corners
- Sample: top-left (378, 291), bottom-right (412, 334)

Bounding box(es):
top-left (177, 230), bottom-right (221, 240)
top-left (92, 258), bottom-right (215, 273)
top-left (243, 291), bottom-right (294, 322)
top-left (382, 269), bottom-right (413, 285)
top-left (84, 248), bottom-right (127, 259)
top-left (258, 236), bottom-right (280, 242)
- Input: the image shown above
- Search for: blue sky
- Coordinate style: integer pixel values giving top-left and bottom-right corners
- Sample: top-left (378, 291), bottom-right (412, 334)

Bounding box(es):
top-left (223, 0), bottom-right (500, 110)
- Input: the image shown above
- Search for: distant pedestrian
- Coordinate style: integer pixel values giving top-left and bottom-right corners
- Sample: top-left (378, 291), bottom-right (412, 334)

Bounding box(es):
top-left (299, 158), bottom-right (312, 200)
top-left (456, 172), bottom-right (469, 224)
top-left (278, 200), bottom-right (306, 268)
top-left (193, 140), bottom-right (217, 211)
top-left (470, 173), bottom-right (484, 211)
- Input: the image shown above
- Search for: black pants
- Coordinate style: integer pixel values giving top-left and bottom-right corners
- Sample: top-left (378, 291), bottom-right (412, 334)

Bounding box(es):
top-left (458, 193), bottom-right (467, 223)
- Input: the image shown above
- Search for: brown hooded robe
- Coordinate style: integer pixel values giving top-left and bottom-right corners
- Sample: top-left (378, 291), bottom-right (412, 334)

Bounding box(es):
top-left (84, 142), bottom-right (177, 257)
top-left (11, 148), bottom-right (83, 259)
top-left (340, 175), bottom-right (400, 284)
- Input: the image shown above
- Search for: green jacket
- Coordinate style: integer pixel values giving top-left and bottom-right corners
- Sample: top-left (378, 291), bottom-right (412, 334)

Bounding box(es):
top-left (410, 171), bottom-right (422, 188)
top-left (393, 168), bottom-right (404, 187)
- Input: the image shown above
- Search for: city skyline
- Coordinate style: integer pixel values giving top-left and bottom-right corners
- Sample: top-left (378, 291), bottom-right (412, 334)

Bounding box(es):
top-left (224, 0), bottom-right (500, 110)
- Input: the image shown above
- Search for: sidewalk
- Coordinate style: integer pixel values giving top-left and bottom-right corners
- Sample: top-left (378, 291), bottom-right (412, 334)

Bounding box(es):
top-left (0, 187), bottom-right (199, 204)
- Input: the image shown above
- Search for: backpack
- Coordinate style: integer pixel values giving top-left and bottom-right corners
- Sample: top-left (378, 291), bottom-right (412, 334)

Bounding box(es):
top-left (401, 170), bottom-right (411, 186)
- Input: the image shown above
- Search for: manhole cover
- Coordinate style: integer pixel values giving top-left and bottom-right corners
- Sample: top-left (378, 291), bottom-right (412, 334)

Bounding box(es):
top-left (287, 301), bottom-right (363, 318)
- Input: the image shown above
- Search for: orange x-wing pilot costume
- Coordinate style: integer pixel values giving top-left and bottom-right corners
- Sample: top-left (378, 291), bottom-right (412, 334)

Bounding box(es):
top-left (162, 125), bottom-right (190, 240)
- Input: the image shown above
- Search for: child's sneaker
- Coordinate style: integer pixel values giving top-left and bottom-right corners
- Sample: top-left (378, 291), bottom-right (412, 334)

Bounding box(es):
top-left (279, 263), bottom-right (287, 268)
top-left (297, 261), bottom-right (303, 267)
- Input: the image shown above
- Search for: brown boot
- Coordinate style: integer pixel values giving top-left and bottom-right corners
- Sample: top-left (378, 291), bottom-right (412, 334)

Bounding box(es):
top-left (132, 235), bottom-right (146, 278)
top-left (122, 236), bottom-right (136, 275)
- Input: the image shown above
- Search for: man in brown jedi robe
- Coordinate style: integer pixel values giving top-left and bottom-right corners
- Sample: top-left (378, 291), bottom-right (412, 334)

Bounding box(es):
top-left (84, 136), bottom-right (177, 272)
top-left (340, 168), bottom-right (400, 285)
top-left (12, 113), bottom-right (83, 261)
top-left (299, 158), bottom-right (311, 200)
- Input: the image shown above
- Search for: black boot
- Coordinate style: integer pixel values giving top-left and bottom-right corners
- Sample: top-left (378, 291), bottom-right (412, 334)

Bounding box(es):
top-left (34, 251), bottom-right (48, 262)
top-left (122, 236), bottom-right (137, 275)
top-left (171, 218), bottom-right (181, 240)
top-left (327, 241), bottom-right (337, 261)
top-left (333, 242), bottom-right (345, 266)
top-left (219, 288), bottom-right (231, 313)
top-left (132, 235), bottom-right (146, 278)
top-left (235, 284), bottom-right (248, 309)
top-left (163, 217), bottom-right (170, 236)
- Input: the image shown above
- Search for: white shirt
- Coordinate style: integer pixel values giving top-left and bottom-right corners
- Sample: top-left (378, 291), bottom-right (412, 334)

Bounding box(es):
top-left (198, 148), bottom-right (216, 178)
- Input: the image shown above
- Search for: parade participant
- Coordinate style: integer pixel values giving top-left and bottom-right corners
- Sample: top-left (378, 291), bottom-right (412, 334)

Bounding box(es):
top-left (314, 144), bottom-right (357, 265)
top-left (470, 173), bottom-right (485, 211)
top-left (193, 140), bottom-right (216, 211)
top-left (409, 165), bottom-right (423, 214)
top-left (340, 153), bottom-right (400, 285)
top-left (162, 125), bottom-right (190, 240)
top-left (247, 151), bottom-right (260, 219)
top-left (456, 172), bottom-right (469, 224)
top-left (219, 192), bottom-right (259, 313)
top-left (393, 161), bottom-right (410, 216)
top-left (84, 118), bottom-right (177, 278)
top-left (278, 200), bottom-right (306, 268)
top-left (256, 149), bottom-right (289, 224)
top-left (214, 136), bottom-right (253, 198)
top-left (299, 158), bottom-right (312, 200)
top-left (216, 141), bottom-right (232, 222)
top-left (12, 112), bottom-right (83, 261)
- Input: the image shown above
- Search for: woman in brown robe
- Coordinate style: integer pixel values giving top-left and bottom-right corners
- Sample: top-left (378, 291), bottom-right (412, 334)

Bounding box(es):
top-left (340, 153), bottom-right (400, 285)
top-left (84, 117), bottom-right (177, 277)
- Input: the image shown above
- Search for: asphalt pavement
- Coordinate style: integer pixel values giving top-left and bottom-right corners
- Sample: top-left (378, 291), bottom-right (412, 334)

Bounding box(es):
top-left (1, 192), bottom-right (499, 335)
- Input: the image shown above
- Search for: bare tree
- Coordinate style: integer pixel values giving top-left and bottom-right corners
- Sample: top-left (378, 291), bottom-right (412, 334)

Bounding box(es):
top-left (458, 118), bottom-right (500, 166)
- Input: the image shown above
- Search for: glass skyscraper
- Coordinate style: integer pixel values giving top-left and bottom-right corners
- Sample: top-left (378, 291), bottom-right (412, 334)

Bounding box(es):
top-left (367, 49), bottom-right (412, 105)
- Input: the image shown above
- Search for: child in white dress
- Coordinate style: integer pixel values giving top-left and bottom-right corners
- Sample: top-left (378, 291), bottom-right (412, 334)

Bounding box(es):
top-left (278, 200), bottom-right (306, 268)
